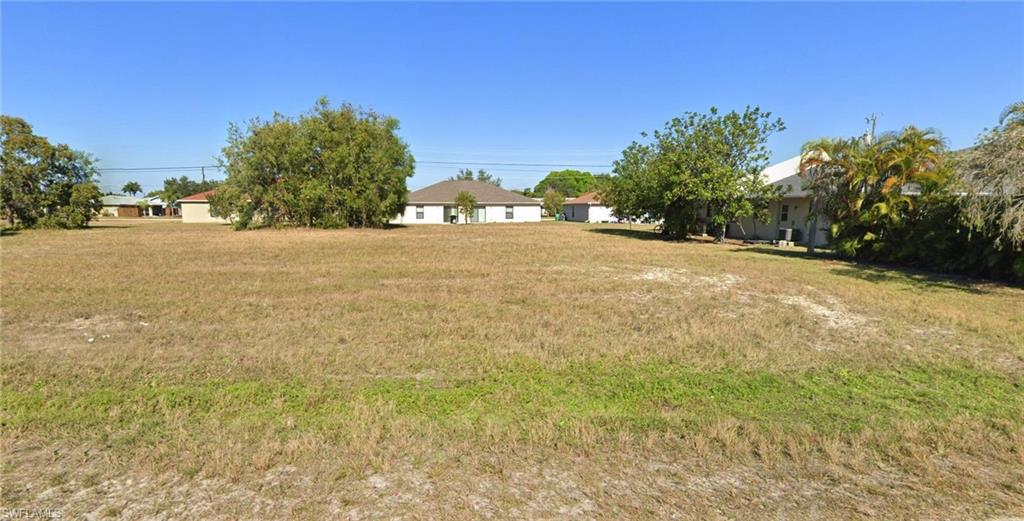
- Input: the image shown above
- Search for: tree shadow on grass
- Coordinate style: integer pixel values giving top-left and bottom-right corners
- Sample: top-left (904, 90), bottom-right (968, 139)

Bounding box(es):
top-left (586, 227), bottom-right (666, 242)
top-left (82, 224), bottom-right (137, 231)
top-left (827, 265), bottom-right (1018, 294)
top-left (735, 246), bottom-right (832, 262)
top-left (739, 246), bottom-right (1010, 294)
top-left (3, 224), bottom-right (137, 235)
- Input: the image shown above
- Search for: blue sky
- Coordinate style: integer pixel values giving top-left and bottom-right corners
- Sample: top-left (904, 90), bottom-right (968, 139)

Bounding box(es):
top-left (3, 2), bottom-right (1022, 193)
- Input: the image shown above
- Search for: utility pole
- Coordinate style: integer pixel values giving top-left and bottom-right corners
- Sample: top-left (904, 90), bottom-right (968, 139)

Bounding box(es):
top-left (201, 166), bottom-right (206, 183)
top-left (864, 113), bottom-right (878, 145)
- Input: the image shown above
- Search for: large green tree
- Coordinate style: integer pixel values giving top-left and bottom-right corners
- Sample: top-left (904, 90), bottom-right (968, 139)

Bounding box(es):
top-left (533, 170), bottom-right (597, 198)
top-left (157, 176), bottom-right (220, 206)
top-left (209, 98), bottom-right (415, 229)
top-left (604, 106), bottom-right (785, 240)
top-left (1, 115), bottom-right (103, 228)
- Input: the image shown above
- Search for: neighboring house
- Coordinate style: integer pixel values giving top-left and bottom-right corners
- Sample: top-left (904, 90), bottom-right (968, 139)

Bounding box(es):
top-left (142, 196), bottom-right (178, 217)
top-left (392, 180), bottom-right (542, 224)
top-left (531, 197), bottom-right (549, 217)
top-left (563, 191), bottom-right (618, 223)
top-left (178, 190), bottom-right (229, 224)
top-left (99, 195), bottom-right (179, 217)
top-left (727, 155), bottom-right (830, 246)
top-left (99, 195), bottom-right (144, 217)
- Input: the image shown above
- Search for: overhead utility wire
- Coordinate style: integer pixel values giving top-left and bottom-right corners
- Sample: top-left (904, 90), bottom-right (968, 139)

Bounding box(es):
top-left (97, 159), bottom-right (615, 172)
top-left (97, 165), bottom-right (222, 172)
top-left (418, 160), bottom-right (613, 168)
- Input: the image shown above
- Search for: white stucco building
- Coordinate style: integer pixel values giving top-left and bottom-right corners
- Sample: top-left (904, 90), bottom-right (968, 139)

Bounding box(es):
top-left (563, 191), bottom-right (618, 223)
top-left (727, 155), bottom-right (830, 246)
top-left (392, 180), bottom-right (542, 224)
top-left (178, 190), bottom-right (230, 224)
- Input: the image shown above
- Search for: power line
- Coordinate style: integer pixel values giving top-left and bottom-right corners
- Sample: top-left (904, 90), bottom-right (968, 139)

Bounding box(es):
top-left (97, 159), bottom-right (614, 172)
top-left (418, 160), bottom-right (613, 168)
top-left (97, 165), bottom-right (221, 172)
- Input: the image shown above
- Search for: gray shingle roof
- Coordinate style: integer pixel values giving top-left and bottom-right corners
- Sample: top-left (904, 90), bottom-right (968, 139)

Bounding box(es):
top-left (101, 195), bottom-right (146, 206)
top-left (407, 180), bottom-right (539, 205)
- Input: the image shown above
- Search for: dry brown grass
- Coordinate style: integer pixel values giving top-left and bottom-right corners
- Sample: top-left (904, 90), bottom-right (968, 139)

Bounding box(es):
top-left (2, 219), bottom-right (1023, 519)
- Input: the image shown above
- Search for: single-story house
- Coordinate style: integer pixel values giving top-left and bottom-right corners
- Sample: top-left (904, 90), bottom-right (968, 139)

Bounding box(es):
top-left (99, 195), bottom-right (177, 217)
top-left (392, 180), bottom-right (542, 224)
top-left (563, 191), bottom-right (618, 223)
top-left (178, 190), bottom-right (230, 224)
top-left (141, 196), bottom-right (176, 216)
top-left (99, 195), bottom-right (145, 217)
top-left (727, 155), bottom-right (831, 246)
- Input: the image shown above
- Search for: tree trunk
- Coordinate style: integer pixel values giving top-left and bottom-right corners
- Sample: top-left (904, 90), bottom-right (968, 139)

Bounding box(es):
top-left (806, 215), bottom-right (818, 254)
top-left (714, 223), bottom-right (726, 243)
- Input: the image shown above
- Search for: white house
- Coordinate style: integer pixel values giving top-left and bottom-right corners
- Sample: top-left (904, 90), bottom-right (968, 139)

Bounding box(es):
top-left (392, 180), bottom-right (542, 224)
top-left (178, 190), bottom-right (230, 224)
top-left (563, 191), bottom-right (618, 223)
top-left (727, 155), bottom-right (830, 246)
top-left (141, 196), bottom-right (175, 217)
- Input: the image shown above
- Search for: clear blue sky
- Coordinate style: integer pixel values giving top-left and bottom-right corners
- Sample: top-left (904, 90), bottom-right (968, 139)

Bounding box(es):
top-left (3, 2), bottom-right (1022, 193)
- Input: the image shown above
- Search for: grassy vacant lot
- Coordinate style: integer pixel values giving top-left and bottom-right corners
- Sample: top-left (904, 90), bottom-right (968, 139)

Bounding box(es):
top-left (2, 219), bottom-right (1023, 519)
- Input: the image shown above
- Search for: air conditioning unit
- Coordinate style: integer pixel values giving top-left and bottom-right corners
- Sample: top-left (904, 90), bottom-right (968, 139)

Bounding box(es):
top-left (778, 228), bottom-right (793, 241)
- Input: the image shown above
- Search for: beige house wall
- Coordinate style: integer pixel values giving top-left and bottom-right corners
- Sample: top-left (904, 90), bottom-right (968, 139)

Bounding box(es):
top-left (180, 202), bottom-right (229, 224)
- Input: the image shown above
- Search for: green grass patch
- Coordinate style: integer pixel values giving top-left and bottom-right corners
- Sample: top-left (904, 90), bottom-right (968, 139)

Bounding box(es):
top-left (3, 361), bottom-right (1021, 447)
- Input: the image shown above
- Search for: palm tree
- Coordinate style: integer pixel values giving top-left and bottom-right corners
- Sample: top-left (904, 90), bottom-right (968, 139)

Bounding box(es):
top-left (882, 126), bottom-right (946, 192)
top-left (870, 127), bottom-right (947, 232)
top-left (799, 126), bottom-right (946, 257)
top-left (122, 181), bottom-right (142, 196)
top-left (800, 137), bottom-right (861, 254)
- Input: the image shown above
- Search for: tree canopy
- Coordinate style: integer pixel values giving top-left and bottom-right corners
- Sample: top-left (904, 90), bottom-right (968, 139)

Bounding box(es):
top-left (604, 106), bottom-right (785, 239)
top-left (1, 115), bottom-right (103, 228)
top-left (532, 170), bottom-right (598, 198)
top-left (209, 98), bottom-right (415, 229)
top-left (454, 190), bottom-right (477, 224)
top-left (449, 168), bottom-right (501, 187)
top-left (157, 176), bottom-right (220, 207)
top-left (955, 100), bottom-right (1024, 248)
top-left (801, 126), bottom-right (948, 258)
top-left (800, 115), bottom-right (1022, 280)
top-left (542, 189), bottom-right (563, 217)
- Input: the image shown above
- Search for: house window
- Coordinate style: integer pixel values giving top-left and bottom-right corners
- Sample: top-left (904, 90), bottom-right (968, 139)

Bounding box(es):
top-left (415, 206), bottom-right (424, 219)
top-left (780, 204), bottom-right (789, 222)
top-left (505, 206), bottom-right (514, 219)
top-left (472, 207), bottom-right (486, 223)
